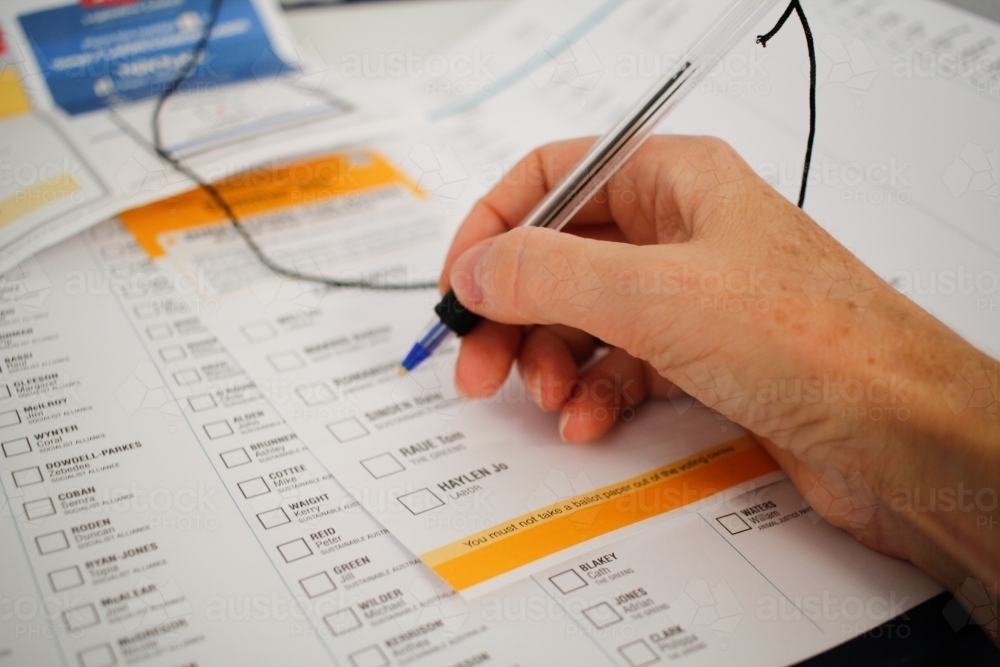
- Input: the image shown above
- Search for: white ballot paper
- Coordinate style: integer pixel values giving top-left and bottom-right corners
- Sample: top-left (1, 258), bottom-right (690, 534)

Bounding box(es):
top-left (0, 211), bottom-right (936, 667)
top-left (0, 182), bottom-right (939, 667)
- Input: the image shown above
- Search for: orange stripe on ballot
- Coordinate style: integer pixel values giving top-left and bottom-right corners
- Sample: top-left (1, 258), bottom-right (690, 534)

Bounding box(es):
top-left (119, 151), bottom-right (421, 258)
top-left (421, 437), bottom-right (778, 591)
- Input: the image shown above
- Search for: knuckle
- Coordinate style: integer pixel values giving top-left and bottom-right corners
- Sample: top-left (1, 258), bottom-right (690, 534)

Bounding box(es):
top-left (698, 134), bottom-right (733, 152)
top-left (505, 227), bottom-right (536, 303)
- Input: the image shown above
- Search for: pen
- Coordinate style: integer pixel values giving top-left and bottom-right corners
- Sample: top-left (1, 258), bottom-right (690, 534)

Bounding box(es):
top-left (400, 0), bottom-right (781, 375)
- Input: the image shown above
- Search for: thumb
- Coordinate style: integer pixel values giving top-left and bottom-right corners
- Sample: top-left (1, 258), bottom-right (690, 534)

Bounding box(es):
top-left (450, 226), bottom-right (699, 356)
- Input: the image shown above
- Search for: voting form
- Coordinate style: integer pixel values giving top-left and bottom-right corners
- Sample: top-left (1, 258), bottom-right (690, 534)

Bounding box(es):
top-left (1, 0), bottom-right (997, 665)
top-left (0, 224), bottom-right (942, 667)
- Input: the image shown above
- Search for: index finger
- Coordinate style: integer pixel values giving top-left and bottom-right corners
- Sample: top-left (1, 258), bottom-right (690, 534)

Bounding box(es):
top-left (439, 137), bottom-right (609, 292)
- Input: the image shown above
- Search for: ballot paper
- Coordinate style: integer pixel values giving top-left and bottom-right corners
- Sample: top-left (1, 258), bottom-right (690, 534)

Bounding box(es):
top-left (0, 221), bottom-right (941, 666)
top-left (0, 0), bottom-right (393, 276)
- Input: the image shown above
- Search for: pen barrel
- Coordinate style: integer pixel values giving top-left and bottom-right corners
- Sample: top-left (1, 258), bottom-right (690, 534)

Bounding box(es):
top-left (518, 0), bottom-right (782, 232)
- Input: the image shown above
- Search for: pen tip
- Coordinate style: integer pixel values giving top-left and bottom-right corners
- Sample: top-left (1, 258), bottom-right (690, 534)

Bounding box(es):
top-left (398, 366), bottom-right (408, 376)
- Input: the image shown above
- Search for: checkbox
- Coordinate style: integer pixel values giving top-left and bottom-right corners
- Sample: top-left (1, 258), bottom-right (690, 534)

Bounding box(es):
top-left (134, 303), bottom-right (159, 319)
top-left (13, 466), bottom-right (43, 487)
top-left (241, 321), bottom-right (278, 342)
top-left (49, 566), bottom-right (84, 592)
top-left (549, 569), bottom-right (587, 594)
top-left (36, 530), bottom-right (70, 555)
top-left (349, 645), bottom-right (389, 667)
top-left (583, 602), bottom-right (623, 629)
top-left (327, 418), bottom-right (369, 443)
top-left (267, 351), bottom-right (305, 372)
top-left (0, 385), bottom-right (11, 400)
top-left (717, 512), bottom-right (752, 535)
top-left (203, 420), bottom-right (233, 439)
top-left (146, 324), bottom-right (172, 340)
top-left (24, 497), bottom-right (56, 520)
top-left (0, 409), bottom-right (22, 429)
top-left (173, 369), bottom-right (201, 386)
top-left (238, 477), bottom-right (270, 499)
top-left (63, 603), bottom-right (100, 631)
top-left (78, 643), bottom-right (116, 667)
top-left (187, 394), bottom-right (217, 412)
top-left (360, 453), bottom-right (404, 479)
top-left (323, 608), bottom-right (362, 636)
top-left (297, 382), bottom-right (334, 406)
top-left (159, 346), bottom-right (186, 362)
top-left (300, 572), bottom-right (337, 598)
top-left (219, 448), bottom-right (251, 468)
top-left (257, 507), bottom-right (291, 530)
top-left (3, 437), bottom-right (31, 457)
top-left (618, 639), bottom-right (658, 667)
top-left (396, 488), bottom-right (444, 515)
top-left (277, 538), bottom-right (313, 563)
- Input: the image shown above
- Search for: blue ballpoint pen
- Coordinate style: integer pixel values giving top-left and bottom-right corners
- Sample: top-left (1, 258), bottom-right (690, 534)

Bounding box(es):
top-left (399, 0), bottom-right (781, 375)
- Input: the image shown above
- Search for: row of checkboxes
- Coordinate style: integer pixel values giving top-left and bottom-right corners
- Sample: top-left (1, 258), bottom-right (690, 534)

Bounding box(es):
top-left (145, 309), bottom-right (347, 661)
top-left (142, 313), bottom-right (412, 667)
top-left (160, 319), bottom-right (319, 625)
top-left (546, 569), bottom-right (660, 666)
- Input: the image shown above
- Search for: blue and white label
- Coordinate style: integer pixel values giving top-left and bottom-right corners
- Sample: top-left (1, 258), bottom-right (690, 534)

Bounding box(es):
top-left (19, 0), bottom-right (291, 115)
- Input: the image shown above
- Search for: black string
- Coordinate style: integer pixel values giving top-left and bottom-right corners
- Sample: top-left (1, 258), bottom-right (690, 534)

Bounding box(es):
top-left (151, 0), bottom-right (437, 290)
top-left (757, 0), bottom-right (817, 209)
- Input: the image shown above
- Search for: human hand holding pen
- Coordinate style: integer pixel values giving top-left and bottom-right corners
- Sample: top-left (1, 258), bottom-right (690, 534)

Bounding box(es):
top-left (439, 135), bottom-right (999, 611)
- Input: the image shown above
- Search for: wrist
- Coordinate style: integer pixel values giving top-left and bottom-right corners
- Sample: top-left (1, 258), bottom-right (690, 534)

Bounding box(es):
top-left (874, 342), bottom-right (999, 592)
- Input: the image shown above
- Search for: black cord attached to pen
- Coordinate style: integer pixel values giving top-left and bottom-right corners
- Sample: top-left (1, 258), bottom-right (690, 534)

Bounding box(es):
top-left (151, 0), bottom-right (818, 293)
top-left (758, 0), bottom-right (818, 209)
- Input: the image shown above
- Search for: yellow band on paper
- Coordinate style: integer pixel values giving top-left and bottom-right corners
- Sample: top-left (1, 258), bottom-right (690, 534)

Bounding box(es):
top-left (119, 150), bottom-right (422, 258)
top-left (421, 436), bottom-right (778, 590)
top-left (0, 68), bottom-right (31, 119)
top-left (0, 173), bottom-right (80, 229)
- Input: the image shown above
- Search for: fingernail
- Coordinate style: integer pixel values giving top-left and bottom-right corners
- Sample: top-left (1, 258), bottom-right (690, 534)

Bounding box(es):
top-left (558, 409), bottom-right (572, 442)
top-left (526, 368), bottom-right (543, 408)
top-left (450, 241), bottom-right (492, 306)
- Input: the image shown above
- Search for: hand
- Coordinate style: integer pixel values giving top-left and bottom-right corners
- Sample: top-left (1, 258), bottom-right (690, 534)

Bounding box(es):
top-left (440, 136), bottom-right (999, 602)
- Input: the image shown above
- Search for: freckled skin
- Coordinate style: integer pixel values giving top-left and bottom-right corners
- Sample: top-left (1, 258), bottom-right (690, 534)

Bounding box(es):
top-left (441, 136), bottom-right (999, 630)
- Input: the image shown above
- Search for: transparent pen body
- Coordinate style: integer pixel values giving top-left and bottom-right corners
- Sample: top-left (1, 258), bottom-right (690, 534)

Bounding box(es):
top-left (518, 0), bottom-right (782, 231)
top-left (400, 318), bottom-right (454, 372)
